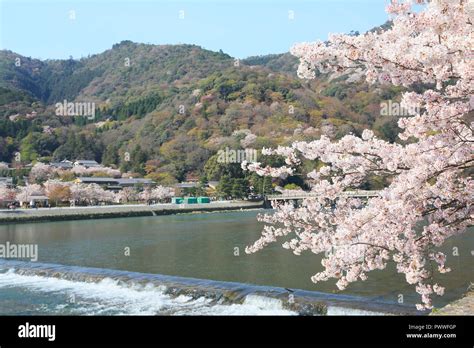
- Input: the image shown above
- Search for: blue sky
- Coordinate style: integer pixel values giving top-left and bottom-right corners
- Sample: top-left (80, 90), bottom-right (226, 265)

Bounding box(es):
top-left (0, 0), bottom-right (390, 60)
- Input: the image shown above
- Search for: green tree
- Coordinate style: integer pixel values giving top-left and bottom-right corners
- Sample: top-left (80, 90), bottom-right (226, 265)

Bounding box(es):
top-left (231, 178), bottom-right (249, 199)
top-left (249, 173), bottom-right (273, 195)
top-left (130, 145), bottom-right (147, 175)
top-left (102, 144), bottom-right (120, 167)
top-left (204, 154), bottom-right (244, 181)
top-left (217, 175), bottom-right (233, 199)
top-left (20, 134), bottom-right (39, 162)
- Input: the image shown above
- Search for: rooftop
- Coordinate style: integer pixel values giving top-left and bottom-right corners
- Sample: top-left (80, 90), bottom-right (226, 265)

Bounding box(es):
top-left (176, 182), bottom-right (199, 188)
top-left (0, 177), bottom-right (13, 184)
top-left (116, 178), bottom-right (154, 185)
top-left (76, 177), bottom-right (155, 185)
top-left (75, 160), bottom-right (99, 163)
top-left (50, 162), bottom-right (73, 168)
top-left (76, 177), bottom-right (118, 183)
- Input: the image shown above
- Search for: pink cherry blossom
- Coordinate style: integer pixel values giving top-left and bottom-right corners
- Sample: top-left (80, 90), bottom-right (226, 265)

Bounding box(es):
top-left (245, 0), bottom-right (473, 310)
top-left (0, 185), bottom-right (17, 202)
top-left (139, 186), bottom-right (174, 203)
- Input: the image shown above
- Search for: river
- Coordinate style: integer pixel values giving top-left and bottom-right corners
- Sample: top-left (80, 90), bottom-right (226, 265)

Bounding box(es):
top-left (0, 210), bottom-right (472, 315)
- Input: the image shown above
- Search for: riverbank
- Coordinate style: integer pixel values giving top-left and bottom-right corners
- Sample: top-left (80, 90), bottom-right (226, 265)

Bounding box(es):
top-left (0, 200), bottom-right (264, 224)
top-left (432, 288), bottom-right (474, 315)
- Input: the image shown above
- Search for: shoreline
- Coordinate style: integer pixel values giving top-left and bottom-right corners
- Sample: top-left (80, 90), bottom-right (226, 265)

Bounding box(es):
top-left (0, 201), bottom-right (265, 224)
top-left (432, 288), bottom-right (474, 315)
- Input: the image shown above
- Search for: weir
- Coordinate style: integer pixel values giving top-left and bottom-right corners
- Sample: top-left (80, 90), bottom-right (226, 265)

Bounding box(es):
top-left (0, 260), bottom-right (419, 316)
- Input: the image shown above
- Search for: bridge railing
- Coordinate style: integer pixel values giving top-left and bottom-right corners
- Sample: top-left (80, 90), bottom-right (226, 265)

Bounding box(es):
top-left (266, 190), bottom-right (380, 200)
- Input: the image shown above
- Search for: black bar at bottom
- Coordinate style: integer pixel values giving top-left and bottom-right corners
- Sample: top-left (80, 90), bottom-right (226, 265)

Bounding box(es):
top-left (0, 316), bottom-right (471, 346)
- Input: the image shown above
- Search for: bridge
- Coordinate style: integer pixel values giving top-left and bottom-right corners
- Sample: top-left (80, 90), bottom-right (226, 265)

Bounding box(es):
top-left (265, 190), bottom-right (380, 201)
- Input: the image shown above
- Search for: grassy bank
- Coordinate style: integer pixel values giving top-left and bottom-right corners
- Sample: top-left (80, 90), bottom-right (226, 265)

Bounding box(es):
top-left (0, 201), bottom-right (265, 224)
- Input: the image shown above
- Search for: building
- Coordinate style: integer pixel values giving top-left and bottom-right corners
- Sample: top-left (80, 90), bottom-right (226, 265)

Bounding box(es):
top-left (17, 189), bottom-right (49, 208)
top-left (0, 177), bottom-right (14, 187)
top-left (74, 160), bottom-right (102, 168)
top-left (175, 182), bottom-right (199, 189)
top-left (50, 159), bottom-right (74, 170)
top-left (26, 194), bottom-right (49, 207)
top-left (75, 177), bottom-right (118, 186)
top-left (75, 177), bottom-right (155, 191)
top-left (115, 178), bottom-right (155, 187)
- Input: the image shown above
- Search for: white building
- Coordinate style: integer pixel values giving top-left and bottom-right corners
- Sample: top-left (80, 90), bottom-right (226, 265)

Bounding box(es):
top-left (73, 160), bottom-right (102, 168)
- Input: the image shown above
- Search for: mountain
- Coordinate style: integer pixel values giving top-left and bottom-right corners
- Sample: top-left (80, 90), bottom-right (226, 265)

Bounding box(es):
top-left (242, 53), bottom-right (300, 75)
top-left (0, 40), bottom-right (403, 184)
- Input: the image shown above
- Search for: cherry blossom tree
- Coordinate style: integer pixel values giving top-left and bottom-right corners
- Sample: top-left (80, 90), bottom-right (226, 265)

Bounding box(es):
top-left (98, 188), bottom-right (116, 204)
top-left (71, 165), bottom-right (121, 178)
top-left (70, 183), bottom-right (115, 205)
top-left (241, 133), bottom-right (258, 148)
top-left (0, 185), bottom-right (17, 203)
top-left (44, 180), bottom-right (71, 206)
top-left (116, 187), bottom-right (138, 203)
top-left (29, 163), bottom-right (57, 183)
top-left (151, 186), bottom-right (175, 202)
top-left (243, 0), bottom-right (473, 310)
top-left (70, 166), bottom-right (89, 177)
top-left (139, 186), bottom-right (174, 204)
top-left (139, 188), bottom-right (153, 204)
top-left (16, 184), bottom-right (44, 204)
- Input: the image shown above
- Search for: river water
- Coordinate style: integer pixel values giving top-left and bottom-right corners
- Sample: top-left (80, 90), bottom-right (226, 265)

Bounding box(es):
top-left (0, 210), bottom-right (472, 315)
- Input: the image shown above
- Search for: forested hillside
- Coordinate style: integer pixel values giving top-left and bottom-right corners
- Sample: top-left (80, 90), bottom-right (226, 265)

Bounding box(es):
top-left (0, 38), bottom-right (404, 185)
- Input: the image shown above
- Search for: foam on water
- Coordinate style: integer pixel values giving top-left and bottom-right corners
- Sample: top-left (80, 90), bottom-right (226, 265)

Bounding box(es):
top-left (0, 260), bottom-right (418, 315)
top-left (0, 269), bottom-right (296, 315)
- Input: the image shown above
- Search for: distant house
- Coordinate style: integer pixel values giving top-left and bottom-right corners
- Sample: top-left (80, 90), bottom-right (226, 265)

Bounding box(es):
top-left (115, 178), bottom-right (155, 187)
top-left (19, 193), bottom-right (49, 208)
top-left (0, 177), bottom-right (13, 187)
top-left (75, 177), bottom-right (118, 186)
top-left (174, 182), bottom-right (199, 196)
top-left (50, 159), bottom-right (74, 170)
top-left (175, 182), bottom-right (199, 189)
top-left (75, 177), bottom-right (155, 190)
top-left (74, 160), bottom-right (102, 168)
